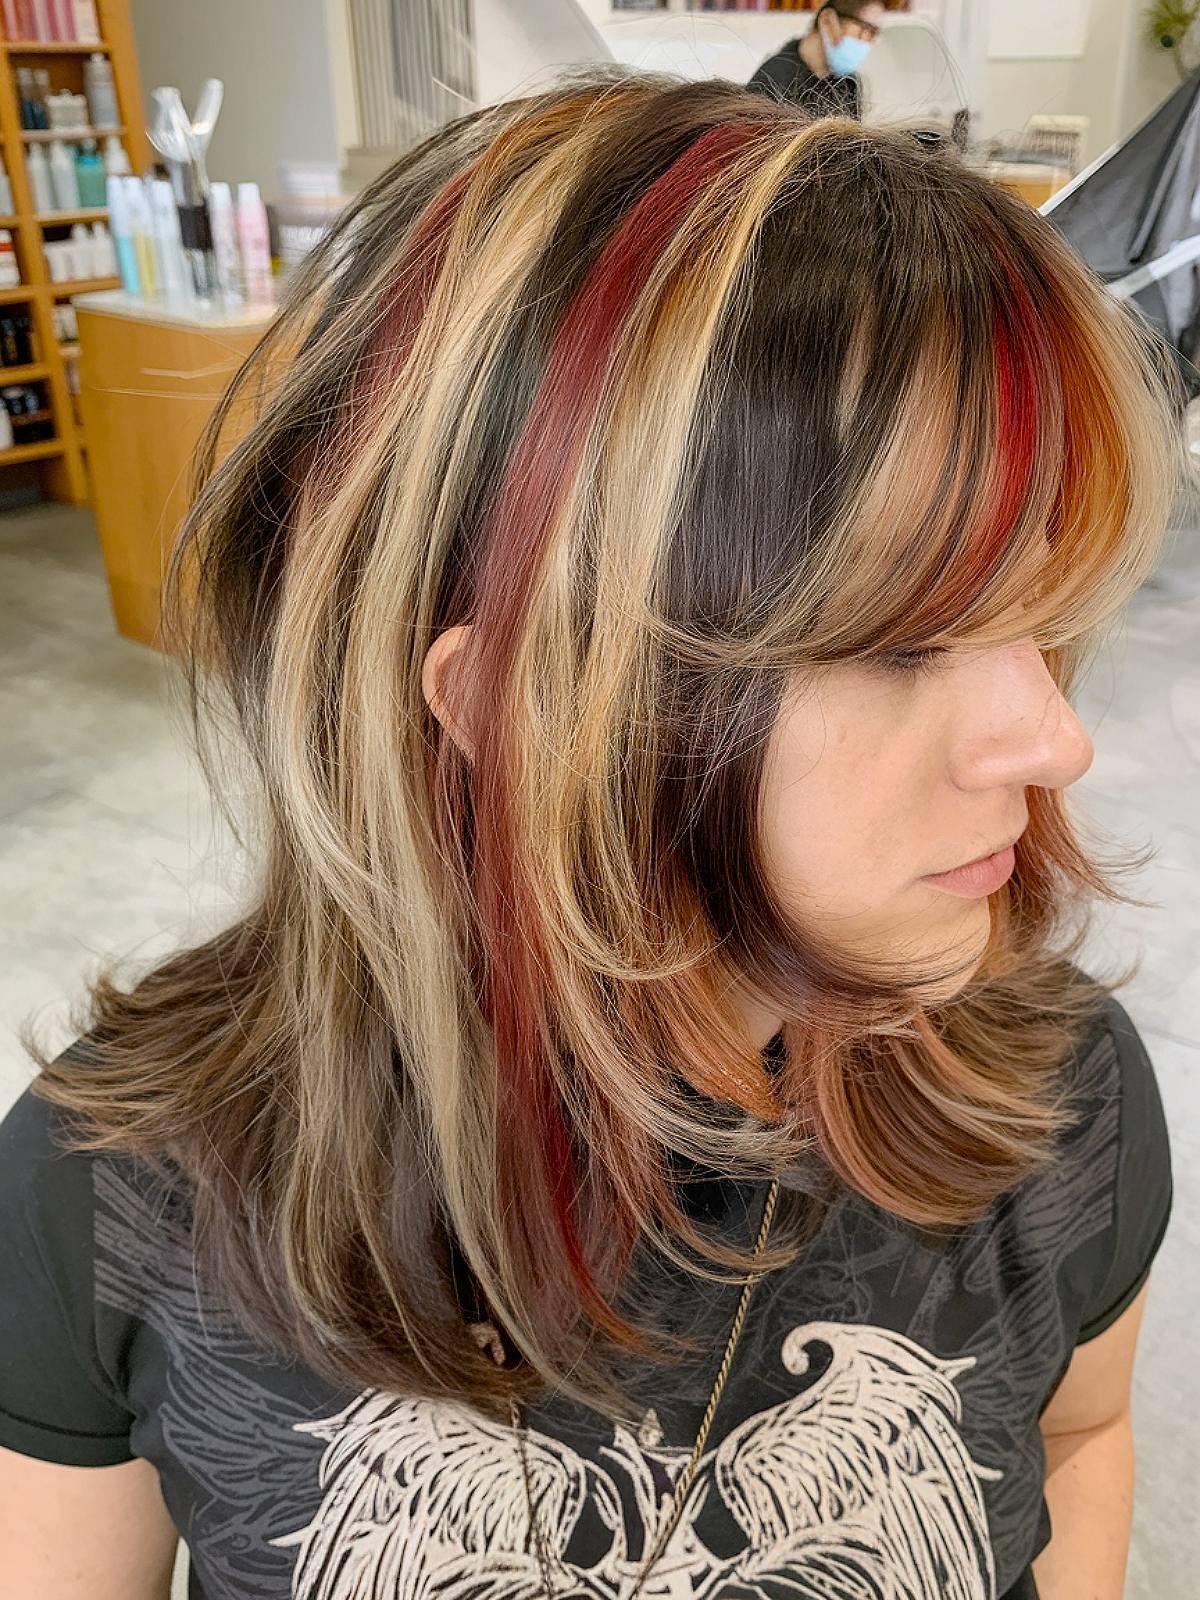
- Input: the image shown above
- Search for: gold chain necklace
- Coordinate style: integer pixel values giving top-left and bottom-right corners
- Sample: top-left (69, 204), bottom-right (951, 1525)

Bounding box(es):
top-left (509, 1177), bottom-right (780, 1599)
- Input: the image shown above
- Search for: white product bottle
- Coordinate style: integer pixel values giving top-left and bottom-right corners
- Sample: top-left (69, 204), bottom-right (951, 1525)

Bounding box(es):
top-left (0, 230), bottom-right (20, 289)
top-left (149, 178), bottom-right (188, 299)
top-left (0, 156), bottom-right (12, 215)
top-left (69, 222), bottom-right (91, 279)
top-left (83, 53), bottom-right (118, 130)
top-left (0, 403), bottom-right (12, 453)
top-left (48, 141), bottom-right (80, 210)
top-left (44, 239), bottom-right (68, 282)
top-left (45, 91), bottom-right (73, 131)
top-left (26, 144), bottom-right (55, 215)
top-left (72, 0), bottom-right (100, 45)
top-left (207, 181), bottom-right (241, 304)
top-left (236, 181), bottom-right (272, 304)
top-left (89, 220), bottom-right (115, 277)
top-left (102, 134), bottom-right (130, 178)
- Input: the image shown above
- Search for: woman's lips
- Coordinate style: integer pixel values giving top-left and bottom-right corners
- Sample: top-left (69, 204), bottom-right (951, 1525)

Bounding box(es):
top-left (921, 845), bottom-right (1017, 899)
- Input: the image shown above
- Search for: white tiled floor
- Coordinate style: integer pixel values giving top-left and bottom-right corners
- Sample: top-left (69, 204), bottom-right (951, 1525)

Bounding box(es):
top-left (0, 501), bottom-right (1197, 1597)
top-left (0, 506), bottom-right (243, 1084)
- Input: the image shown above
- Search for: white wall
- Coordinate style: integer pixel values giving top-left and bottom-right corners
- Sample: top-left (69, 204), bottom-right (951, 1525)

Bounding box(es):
top-left (976, 0), bottom-right (1164, 164)
top-left (979, 0), bottom-right (1122, 161)
top-left (323, 0), bottom-right (362, 158)
top-left (472, 0), bottom-right (610, 107)
top-left (1120, 35), bottom-right (1185, 149)
top-left (130, 0), bottom-right (341, 199)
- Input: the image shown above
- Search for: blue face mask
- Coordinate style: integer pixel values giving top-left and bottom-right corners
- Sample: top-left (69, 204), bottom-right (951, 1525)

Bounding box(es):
top-left (824, 33), bottom-right (873, 76)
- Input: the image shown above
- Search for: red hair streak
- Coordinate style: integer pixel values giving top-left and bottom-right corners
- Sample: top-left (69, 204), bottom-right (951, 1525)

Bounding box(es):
top-left (989, 293), bottom-right (1039, 559)
top-left (472, 120), bottom-right (767, 1327)
top-left (909, 265), bottom-right (1042, 632)
top-left (361, 166), bottom-right (475, 406)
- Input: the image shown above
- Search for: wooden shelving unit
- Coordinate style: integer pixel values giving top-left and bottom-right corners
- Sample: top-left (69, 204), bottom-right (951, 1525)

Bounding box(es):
top-left (0, 437), bottom-right (63, 463)
top-left (22, 123), bottom-right (124, 140)
top-left (6, 40), bottom-right (112, 55)
top-left (0, 360), bottom-right (48, 381)
top-left (0, 1), bottom-right (148, 504)
top-left (35, 206), bottom-right (110, 224)
top-left (49, 275), bottom-right (121, 296)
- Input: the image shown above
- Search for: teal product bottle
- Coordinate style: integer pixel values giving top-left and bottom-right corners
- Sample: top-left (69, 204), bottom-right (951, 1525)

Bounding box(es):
top-left (75, 140), bottom-right (107, 209)
top-left (107, 176), bottom-right (140, 295)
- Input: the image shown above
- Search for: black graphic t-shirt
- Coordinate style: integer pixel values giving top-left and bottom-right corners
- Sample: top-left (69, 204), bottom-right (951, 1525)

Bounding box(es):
top-left (0, 1000), bottom-right (1172, 1600)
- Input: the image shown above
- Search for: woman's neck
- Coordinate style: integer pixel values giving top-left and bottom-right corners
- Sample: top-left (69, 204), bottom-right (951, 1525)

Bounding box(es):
top-left (737, 988), bottom-right (786, 1053)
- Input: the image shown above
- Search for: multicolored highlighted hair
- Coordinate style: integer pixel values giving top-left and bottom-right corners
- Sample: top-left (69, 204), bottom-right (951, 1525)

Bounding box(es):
top-left (33, 73), bottom-right (1179, 1413)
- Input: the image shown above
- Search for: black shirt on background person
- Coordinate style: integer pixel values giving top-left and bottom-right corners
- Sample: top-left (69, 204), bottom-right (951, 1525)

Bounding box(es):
top-left (747, 0), bottom-right (885, 120)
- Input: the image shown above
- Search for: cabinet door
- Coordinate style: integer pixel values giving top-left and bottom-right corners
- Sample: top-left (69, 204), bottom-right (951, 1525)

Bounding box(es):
top-left (78, 310), bottom-right (266, 649)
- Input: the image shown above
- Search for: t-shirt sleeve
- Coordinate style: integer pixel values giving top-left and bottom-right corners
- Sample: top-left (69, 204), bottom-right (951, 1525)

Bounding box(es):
top-left (1075, 999), bottom-right (1172, 1344)
top-left (0, 1082), bottom-right (136, 1466)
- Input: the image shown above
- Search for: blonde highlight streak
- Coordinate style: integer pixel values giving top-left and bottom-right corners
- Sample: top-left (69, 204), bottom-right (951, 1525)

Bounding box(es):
top-left (802, 322), bottom-right (969, 655)
top-left (284, 128), bottom-right (632, 1357)
top-left (508, 127), bottom-right (839, 1135)
top-left (347, 90), bottom-right (742, 1369)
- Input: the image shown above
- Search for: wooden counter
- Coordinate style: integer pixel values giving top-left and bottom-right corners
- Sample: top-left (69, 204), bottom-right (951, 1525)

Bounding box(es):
top-left (76, 291), bottom-right (274, 649)
top-left (984, 160), bottom-right (1071, 210)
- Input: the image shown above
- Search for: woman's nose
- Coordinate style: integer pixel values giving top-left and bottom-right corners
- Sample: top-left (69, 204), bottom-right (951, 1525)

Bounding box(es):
top-left (948, 642), bottom-right (1094, 794)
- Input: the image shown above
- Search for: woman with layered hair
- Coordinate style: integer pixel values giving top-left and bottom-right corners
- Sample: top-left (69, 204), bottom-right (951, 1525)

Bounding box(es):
top-left (0, 73), bottom-right (1177, 1600)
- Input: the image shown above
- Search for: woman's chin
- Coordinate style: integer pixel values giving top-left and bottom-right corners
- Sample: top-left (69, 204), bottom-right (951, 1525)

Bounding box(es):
top-left (906, 907), bottom-right (993, 1006)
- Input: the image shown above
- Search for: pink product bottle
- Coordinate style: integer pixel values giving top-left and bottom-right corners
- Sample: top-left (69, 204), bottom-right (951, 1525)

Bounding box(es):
top-left (236, 181), bottom-right (273, 304)
top-left (46, 0), bottom-right (74, 38)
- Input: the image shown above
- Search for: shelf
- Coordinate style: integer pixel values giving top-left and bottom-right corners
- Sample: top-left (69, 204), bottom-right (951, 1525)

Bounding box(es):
top-left (0, 362), bottom-right (49, 382)
top-left (606, 5), bottom-right (934, 22)
top-left (606, 5), bottom-right (794, 14)
top-left (50, 275), bottom-right (120, 295)
top-left (0, 438), bottom-right (63, 465)
top-left (2, 41), bottom-right (109, 54)
top-left (21, 126), bottom-right (124, 141)
top-left (38, 208), bottom-right (109, 225)
top-left (0, 6), bottom-right (146, 509)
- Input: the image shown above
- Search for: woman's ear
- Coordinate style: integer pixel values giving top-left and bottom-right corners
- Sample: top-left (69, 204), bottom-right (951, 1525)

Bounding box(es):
top-left (421, 624), bottom-right (476, 760)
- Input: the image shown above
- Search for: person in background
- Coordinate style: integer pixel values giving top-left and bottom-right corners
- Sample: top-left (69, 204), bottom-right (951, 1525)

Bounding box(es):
top-left (748, 0), bottom-right (886, 119)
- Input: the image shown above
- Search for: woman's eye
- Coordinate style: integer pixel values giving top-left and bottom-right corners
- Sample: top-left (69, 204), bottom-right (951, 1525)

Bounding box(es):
top-left (876, 647), bottom-right (948, 678)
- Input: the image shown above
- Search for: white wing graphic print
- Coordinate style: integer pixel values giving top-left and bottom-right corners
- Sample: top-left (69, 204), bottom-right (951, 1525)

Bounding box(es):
top-left (275, 1388), bottom-right (627, 1599)
top-left (280, 1323), bottom-right (1000, 1600)
top-left (694, 1323), bottom-right (1000, 1600)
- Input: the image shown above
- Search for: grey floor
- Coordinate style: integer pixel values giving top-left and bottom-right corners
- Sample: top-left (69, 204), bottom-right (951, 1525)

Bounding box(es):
top-left (1, 501), bottom-right (1197, 1597)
